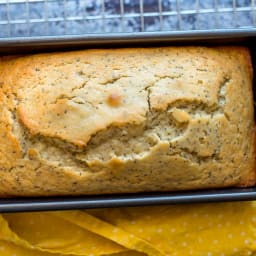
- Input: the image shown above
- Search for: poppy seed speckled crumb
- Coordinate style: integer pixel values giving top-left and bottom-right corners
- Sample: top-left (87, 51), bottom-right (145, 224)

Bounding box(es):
top-left (0, 46), bottom-right (255, 196)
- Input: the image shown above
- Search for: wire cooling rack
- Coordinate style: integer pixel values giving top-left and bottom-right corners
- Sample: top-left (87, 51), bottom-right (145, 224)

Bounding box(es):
top-left (0, 0), bottom-right (255, 38)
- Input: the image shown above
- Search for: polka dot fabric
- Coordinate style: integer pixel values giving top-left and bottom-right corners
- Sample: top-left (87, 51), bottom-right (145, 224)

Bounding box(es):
top-left (0, 201), bottom-right (256, 255)
top-left (88, 202), bottom-right (256, 255)
top-left (0, 213), bottom-right (126, 256)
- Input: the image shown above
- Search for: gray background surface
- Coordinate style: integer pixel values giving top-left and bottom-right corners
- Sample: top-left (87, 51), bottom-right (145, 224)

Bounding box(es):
top-left (0, 0), bottom-right (255, 38)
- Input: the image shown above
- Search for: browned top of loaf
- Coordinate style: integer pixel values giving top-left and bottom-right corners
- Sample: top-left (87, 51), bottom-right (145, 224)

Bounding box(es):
top-left (3, 47), bottom-right (253, 145)
top-left (0, 46), bottom-right (254, 196)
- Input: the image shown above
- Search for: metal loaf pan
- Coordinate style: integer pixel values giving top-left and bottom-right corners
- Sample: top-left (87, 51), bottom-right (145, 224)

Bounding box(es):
top-left (0, 28), bottom-right (256, 213)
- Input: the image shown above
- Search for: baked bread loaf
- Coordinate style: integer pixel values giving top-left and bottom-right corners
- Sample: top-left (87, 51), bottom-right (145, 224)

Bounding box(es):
top-left (0, 46), bottom-right (255, 196)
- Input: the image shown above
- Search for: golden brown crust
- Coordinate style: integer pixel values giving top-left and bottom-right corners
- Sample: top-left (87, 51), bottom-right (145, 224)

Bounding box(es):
top-left (0, 46), bottom-right (255, 196)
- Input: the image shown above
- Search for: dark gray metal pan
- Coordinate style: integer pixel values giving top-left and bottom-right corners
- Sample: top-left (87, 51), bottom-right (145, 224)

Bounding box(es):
top-left (0, 28), bottom-right (256, 212)
top-left (0, 188), bottom-right (256, 213)
top-left (0, 29), bottom-right (256, 54)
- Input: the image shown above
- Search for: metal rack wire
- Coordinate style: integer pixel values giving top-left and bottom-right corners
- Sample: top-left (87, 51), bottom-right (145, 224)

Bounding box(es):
top-left (0, 0), bottom-right (255, 38)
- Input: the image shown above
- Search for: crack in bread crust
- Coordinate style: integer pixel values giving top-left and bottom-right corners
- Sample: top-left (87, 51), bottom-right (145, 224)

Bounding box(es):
top-left (8, 75), bottom-right (230, 169)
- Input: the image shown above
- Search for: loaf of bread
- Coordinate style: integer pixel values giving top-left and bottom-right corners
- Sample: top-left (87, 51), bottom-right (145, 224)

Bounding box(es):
top-left (0, 46), bottom-right (255, 196)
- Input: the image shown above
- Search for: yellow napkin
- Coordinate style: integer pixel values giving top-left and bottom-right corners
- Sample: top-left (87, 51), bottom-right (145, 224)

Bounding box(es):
top-left (1, 212), bottom-right (126, 255)
top-left (88, 202), bottom-right (256, 255)
top-left (0, 201), bottom-right (255, 256)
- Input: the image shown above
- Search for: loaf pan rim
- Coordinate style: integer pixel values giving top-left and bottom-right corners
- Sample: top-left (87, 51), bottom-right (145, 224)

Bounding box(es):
top-left (0, 28), bottom-right (255, 211)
